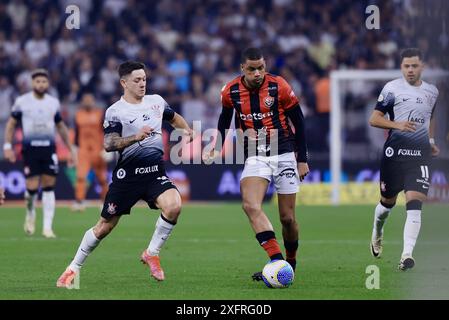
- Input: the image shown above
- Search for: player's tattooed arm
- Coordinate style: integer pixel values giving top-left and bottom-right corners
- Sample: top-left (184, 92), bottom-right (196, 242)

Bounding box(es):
top-left (104, 126), bottom-right (153, 152)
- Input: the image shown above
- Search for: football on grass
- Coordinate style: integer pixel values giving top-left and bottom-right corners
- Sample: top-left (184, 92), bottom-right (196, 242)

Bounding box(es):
top-left (262, 260), bottom-right (294, 288)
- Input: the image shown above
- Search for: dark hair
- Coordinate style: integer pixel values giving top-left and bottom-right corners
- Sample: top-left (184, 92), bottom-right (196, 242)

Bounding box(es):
top-left (241, 47), bottom-right (264, 63)
top-left (118, 61), bottom-right (146, 78)
top-left (31, 68), bottom-right (49, 79)
top-left (400, 48), bottom-right (422, 62)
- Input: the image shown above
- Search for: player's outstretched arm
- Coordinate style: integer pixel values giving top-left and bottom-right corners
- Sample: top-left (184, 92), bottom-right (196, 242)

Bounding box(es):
top-left (167, 113), bottom-right (194, 142)
top-left (202, 106), bottom-right (233, 164)
top-left (56, 121), bottom-right (78, 166)
top-left (3, 117), bottom-right (17, 163)
top-left (369, 110), bottom-right (416, 132)
top-left (104, 126), bottom-right (152, 152)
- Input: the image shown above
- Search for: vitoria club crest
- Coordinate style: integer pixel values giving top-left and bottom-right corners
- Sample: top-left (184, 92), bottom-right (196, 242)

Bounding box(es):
top-left (264, 96), bottom-right (274, 107)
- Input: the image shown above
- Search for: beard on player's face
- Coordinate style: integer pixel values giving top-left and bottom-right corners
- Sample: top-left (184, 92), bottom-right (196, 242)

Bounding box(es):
top-left (33, 86), bottom-right (47, 96)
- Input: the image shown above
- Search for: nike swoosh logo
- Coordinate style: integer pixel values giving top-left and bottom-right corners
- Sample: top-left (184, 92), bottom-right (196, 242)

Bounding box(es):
top-left (423, 186), bottom-right (429, 189)
top-left (130, 118), bottom-right (137, 123)
top-left (403, 98), bottom-right (411, 102)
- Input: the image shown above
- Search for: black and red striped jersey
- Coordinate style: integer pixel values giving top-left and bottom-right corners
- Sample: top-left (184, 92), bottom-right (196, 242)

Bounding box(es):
top-left (221, 73), bottom-right (300, 157)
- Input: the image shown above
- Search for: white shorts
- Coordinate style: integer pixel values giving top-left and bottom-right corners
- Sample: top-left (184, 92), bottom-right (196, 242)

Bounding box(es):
top-left (240, 152), bottom-right (299, 194)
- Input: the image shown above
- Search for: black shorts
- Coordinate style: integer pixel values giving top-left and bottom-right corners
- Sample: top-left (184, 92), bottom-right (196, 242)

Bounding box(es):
top-left (379, 158), bottom-right (431, 198)
top-left (100, 168), bottom-right (178, 219)
top-left (22, 147), bottom-right (58, 178)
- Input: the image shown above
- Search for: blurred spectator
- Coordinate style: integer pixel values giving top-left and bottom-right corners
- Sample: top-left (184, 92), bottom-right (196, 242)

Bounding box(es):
top-left (98, 56), bottom-right (119, 103)
top-left (6, 0), bottom-right (28, 31)
top-left (168, 50), bottom-right (191, 93)
top-left (24, 26), bottom-right (50, 65)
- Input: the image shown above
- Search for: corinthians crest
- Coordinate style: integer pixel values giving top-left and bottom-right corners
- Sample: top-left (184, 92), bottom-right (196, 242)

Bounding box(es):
top-left (107, 203), bottom-right (117, 215)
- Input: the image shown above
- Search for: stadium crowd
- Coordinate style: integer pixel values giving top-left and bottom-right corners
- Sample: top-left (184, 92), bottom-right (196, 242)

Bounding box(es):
top-left (0, 0), bottom-right (447, 158)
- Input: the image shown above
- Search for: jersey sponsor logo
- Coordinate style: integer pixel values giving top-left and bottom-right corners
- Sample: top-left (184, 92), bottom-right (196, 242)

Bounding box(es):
top-left (398, 149), bottom-right (422, 156)
top-left (157, 175), bottom-right (172, 185)
top-left (264, 96), bottom-right (274, 108)
top-left (416, 179), bottom-right (430, 185)
top-left (409, 116), bottom-right (424, 124)
top-left (30, 140), bottom-right (50, 147)
top-left (278, 168), bottom-right (296, 178)
top-left (116, 168), bottom-right (126, 179)
top-left (240, 111), bottom-right (274, 121)
top-left (385, 147), bottom-right (394, 157)
top-left (135, 165), bottom-right (159, 175)
top-left (107, 202), bottom-right (117, 215)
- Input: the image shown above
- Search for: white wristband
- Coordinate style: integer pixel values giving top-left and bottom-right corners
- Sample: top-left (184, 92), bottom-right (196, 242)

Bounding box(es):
top-left (429, 138), bottom-right (435, 144)
top-left (3, 143), bottom-right (12, 150)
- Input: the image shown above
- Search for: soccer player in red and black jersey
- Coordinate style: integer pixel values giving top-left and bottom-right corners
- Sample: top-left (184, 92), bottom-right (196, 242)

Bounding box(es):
top-left (204, 48), bottom-right (309, 280)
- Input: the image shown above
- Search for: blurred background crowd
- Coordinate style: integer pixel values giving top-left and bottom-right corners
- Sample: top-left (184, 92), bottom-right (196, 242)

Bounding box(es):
top-left (0, 0), bottom-right (448, 161)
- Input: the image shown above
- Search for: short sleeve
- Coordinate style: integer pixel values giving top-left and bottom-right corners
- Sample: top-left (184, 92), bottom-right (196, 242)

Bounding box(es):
top-left (11, 98), bottom-right (22, 120)
top-left (103, 107), bottom-right (122, 135)
top-left (279, 77), bottom-right (299, 111)
top-left (161, 96), bottom-right (175, 121)
top-left (54, 100), bottom-right (62, 123)
top-left (375, 84), bottom-right (395, 114)
top-left (220, 84), bottom-right (233, 109)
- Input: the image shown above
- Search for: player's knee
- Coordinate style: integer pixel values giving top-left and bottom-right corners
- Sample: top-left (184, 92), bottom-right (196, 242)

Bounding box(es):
top-left (163, 201), bottom-right (182, 219)
top-left (242, 202), bottom-right (262, 215)
top-left (76, 176), bottom-right (86, 184)
top-left (280, 215), bottom-right (296, 228)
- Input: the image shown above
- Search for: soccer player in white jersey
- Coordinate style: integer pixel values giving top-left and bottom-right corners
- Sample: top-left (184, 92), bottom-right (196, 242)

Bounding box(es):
top-left (3, 69), bottom-right (77, 238)
top-left (57, 61), bottom-right (194, 287)
top-left (368, 48), bottom-right (440, 270)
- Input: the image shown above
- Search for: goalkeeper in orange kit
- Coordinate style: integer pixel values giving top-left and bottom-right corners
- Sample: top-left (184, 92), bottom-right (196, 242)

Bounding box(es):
top-left (72, 93), bottom-right (108, 211)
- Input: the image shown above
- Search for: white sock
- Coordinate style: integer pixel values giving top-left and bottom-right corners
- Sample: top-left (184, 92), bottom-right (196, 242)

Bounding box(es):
top-left (372, 202), bottom-right (391, 239)
top-left (402, 210), bottom-right (421, 257)
top-left (25, 190), bottom-right (37, 220)
top-left (69, 228), bottom-right (101, 272)
top-left (42, 190), bottom-right (55, 231)
top-left (147, 214), bottom-right (175, 256)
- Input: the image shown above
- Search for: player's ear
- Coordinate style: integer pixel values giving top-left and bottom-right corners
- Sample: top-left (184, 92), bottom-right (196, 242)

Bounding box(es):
top-left (120, 78), bottom-right (127, 89)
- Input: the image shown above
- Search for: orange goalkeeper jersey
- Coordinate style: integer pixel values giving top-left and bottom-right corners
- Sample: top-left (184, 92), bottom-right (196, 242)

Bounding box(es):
top-left (75, 108), bottom-right (104, 153)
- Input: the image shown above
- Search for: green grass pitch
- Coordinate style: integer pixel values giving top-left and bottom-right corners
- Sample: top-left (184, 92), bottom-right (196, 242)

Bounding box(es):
top-left (0, 203), bottom-right (448, 300)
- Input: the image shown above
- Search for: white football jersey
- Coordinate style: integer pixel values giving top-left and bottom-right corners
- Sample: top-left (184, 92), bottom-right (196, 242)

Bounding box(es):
top-left (375, 77), bottom-right (439, 161)
top-left (103, 95), bottom-right (174, 168)
top-left (11, 92), bottom-right (61, 148)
